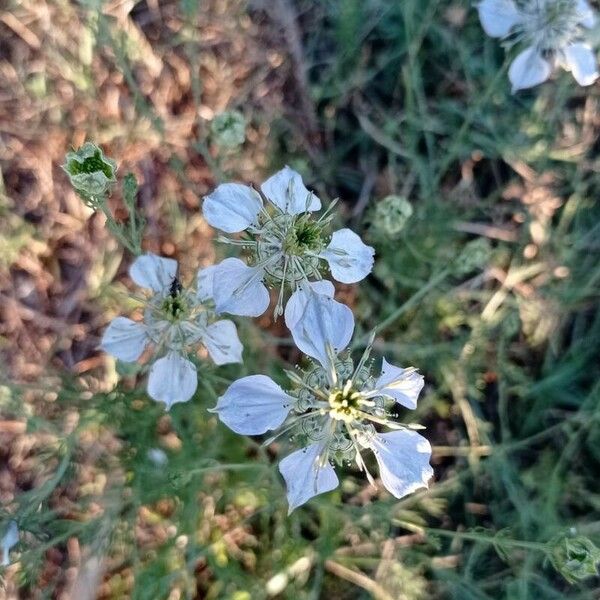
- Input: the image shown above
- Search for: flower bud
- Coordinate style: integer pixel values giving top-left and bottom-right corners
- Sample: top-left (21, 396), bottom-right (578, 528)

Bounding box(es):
top-left (63, 142), bottom-right (117, 199)
top-left (453, 238), bottom-right (492, 276)
top-left (373, 195), bottom-right (413, 237)
top-left (549, 534), bottom-right (600, 583)
top-left (210, 110), bottom-right (246, 148)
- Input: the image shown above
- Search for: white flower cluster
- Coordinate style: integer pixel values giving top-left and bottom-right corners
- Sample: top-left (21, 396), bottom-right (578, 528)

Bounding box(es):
top-left (97, 164), bottom-right (432, 513)
top-left (478, 0), bottom-right (599, 91)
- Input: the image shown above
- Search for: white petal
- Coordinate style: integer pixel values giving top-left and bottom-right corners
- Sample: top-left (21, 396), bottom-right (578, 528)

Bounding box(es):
top-left (129, 254), bottom-right (178, 293)
top-left (562, 44), bottom-right (599, 86)
top-left (101, 317), bottom-right (148, 362)
top-left (509, 47), bottom-right (552, 92)
top-left (577, 0), bottom-right (597, 28)
top-left (319, 229), bottom-right (374, 284)
top-left (1, 521), bottom-right (18, 566)
top-left (211, 258), bottom-right (270, 317)
top-left (279, 443), bottom-right (339, 513)
top-left (370, 431), bottom-right (433, 499)
top-left (211, 374), bottom-right (293, 434)
top-left (202, 183), bottom-right (263, 233)
top-left (197, 265), bottom-right (217, 302)
top-left (373, 358), bottom-right (424, 410)
top-left (284, 280), bottom-right (335, 330)
top-left (477, 0), bottom-right (521, 37)
top-left (289, 289), bottom-right (354, 368)
top-left (147, 351), bottom-right (197, 409)
top-left (261, 166), bottom-right (321, 215)
top-left (202, 319), bottom-right (243, 365)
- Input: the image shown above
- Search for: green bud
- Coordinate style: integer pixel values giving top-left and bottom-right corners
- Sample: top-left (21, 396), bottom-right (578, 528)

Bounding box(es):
top-left (372, 195), bottom-right (413, 237)
top-left (548, 534), bottom-right (600, 584)
top-left (453, 238), bottom-right (492, 276)
top-left (210, 110), bottom-right (246, 148)
top-left (63, 142), bottom-right (117, 200)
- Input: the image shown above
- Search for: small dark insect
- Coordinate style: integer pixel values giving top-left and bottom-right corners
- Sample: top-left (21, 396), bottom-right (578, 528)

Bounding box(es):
top-left (169, 277), bottom-right (183, 298)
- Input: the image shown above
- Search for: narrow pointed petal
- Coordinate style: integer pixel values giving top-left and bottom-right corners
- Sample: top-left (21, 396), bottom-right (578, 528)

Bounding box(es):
top-left (211, 258), bottom-right (270, 317)
top-left (509, 47), bottom-right (552, 92)
top-left (279, 443), bottom-right (339, 513)
top-left (101, 317), bottom-right (148, 362)
top-left (370, 431), bottom-right (433, 499)
top-left (202, 319), bottom-right (243, 365)
top-left (563, 44), bottom-right (599, 86)
top-left (212, 375), bottom-right (294, 434)
top-left (261, 166), bottom-right (321, 214)
top-left (202, 183), bottom-right (263, 233)
top-left (477, 0), bottom-right (521, 37)
top-left (129, 254), bottom-right (178, 293)
top-left (1, 521), bottom-right (18, 566)
top-left (289, 289), bottom-right (354, 368)
top-left (284, 280), bottom-right (335, 330)
top-left (147, 351), bottom-right (197, 409)
top-left (319, 229), bottom-right (374, 284)
top-left (577, 0), bottom-right (597, 28)
top-left (374, 358), bottom-right (424, 410)
top-left (197, 265), bottom-right (217, 302)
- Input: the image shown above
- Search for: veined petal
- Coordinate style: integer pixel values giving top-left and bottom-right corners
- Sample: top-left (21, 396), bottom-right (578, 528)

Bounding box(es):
top-left (477, 0), bottom-right (521, 38)
top-left (577, 0), bottom-right (597, 28)
top-left (211, 374), bottom-right (293, 434)
top-left (261, 166), bottom-right (321, 215)
top-left (202, 183), bottom-right (263, 233)
top-left (129, 254), bottom-right (178, 293)
top-left (211, 258), bottom-right (270, 317)
top-left (289, 289), bottom-right (354, 369)
top-left (509, 47), bottom-right (552, 92)
top-left (319, 228), bottom-right (374, 284)
top-left (562, 44), bottom-right (599, 86)
top-left (1, 521), bottom-right (18, 566)
top-left (370, 431), bottom-right (433, 499)
top-left (101, 317), bottom-right (148, 362)
top-left (373, 358), bottom-right (424, 410)
top-left (284, 280), bottom-right (335, 330)
top-left (202, 319), bottom-right (243, 365)
top-left (279, 443), bottom-right (339, 513)
top-left (147, 351), bottom-right (197, 409)
top-left (197, 265), bottom-right (217, 302)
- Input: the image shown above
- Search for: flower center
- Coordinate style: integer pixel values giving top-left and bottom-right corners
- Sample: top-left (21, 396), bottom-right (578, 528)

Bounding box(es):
top-left (161, 278), bottom-right (188, 321)
top-left (328, 383), bottom-right (362, 423)
top-left (522, 0), bottom-right (581, 50)
top-left (66, 149), bottom-right (114, 177)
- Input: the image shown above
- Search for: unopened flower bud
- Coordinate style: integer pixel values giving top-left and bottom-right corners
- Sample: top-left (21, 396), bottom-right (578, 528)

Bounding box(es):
top-left (63, 142), bottom-right (117, 199)
top-left (549, 534), bottom-right (600, 583)
top-left (373, 195), bottom-right (413, 237)
top-left (454, 238), bottom-right (492, 275)
top-left (210, 110), bottom-right (246, 148)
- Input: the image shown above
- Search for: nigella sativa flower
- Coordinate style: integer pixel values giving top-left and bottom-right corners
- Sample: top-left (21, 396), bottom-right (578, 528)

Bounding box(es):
top-left (201, 166), bottom-right (375, 318)
top-left (101, 253), bottom-right (243, 408)
top-left (478, 0), bottom-right (598, 92)
top-left (211, 304), bottom-right (432, 513)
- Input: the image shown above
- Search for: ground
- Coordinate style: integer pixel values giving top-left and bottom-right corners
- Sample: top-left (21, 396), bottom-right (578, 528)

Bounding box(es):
top-left (1, 0), bottom-right (600, 599)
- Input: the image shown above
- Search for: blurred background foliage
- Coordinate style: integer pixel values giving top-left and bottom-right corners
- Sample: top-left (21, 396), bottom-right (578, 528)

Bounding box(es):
top-left (0, 0), bottom-right (600, 598)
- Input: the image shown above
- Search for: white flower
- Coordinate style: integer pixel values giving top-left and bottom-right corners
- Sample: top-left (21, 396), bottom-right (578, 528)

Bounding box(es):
top-left (101, 253), bottom-right (243, 409)
top-left (212, 307), bottom-right (432, 513)
top-left (1, 520), bottom-right (18, 566)
top-left (478, 0), bottom-right (599, 91)
top-left (202, 167), bottom-right (374, 318)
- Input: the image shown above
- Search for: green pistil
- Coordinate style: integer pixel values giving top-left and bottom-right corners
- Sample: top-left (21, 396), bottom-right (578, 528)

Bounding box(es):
top-left (67, 149), bottom-right (114, 178)
top-left (284, 220), bottom-right (324, 255)
top-left (161, 294), bottom-right (188, 321)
